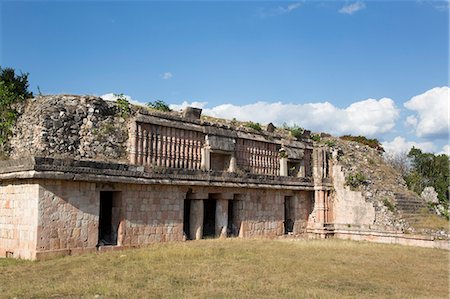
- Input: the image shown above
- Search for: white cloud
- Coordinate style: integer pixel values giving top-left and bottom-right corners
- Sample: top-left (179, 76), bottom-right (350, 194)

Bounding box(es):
top-left (433, 0), bottom-right (450, 12)
top-left (100, 93), bottom-right (146, 106)
top-left (404, 86), bottom-right (450, 139)
top-left (161, 72), bottom-right (173, 80)
top-left (438, 144), bottom-right (450, 156)
top-left (259, 2), bottom-right (302, 17)
top-left (170, 101), bottom-right (208, 111)
top-left (172, 97), bottom-right (399, 137)
top-left (382, 136), bottom-right (436, 157)
top-left (339, 1), bottom-right (366, 15)
top-left (405, 115), bottom-right (418, 127)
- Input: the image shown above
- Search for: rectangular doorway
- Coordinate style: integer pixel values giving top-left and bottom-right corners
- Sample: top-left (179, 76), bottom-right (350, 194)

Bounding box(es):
top-left (98, 191), bottom-right (122, 246)
top-left (227, 200), bottom-right (242, 237)
top-left (284, 196), bottom-right (294, 234)
top-left (203, 199), bottom-right (216, 238)
top-left (183, 199), bottom-right (191, 239)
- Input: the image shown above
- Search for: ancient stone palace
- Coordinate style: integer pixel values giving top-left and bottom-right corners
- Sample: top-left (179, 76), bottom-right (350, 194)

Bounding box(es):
top-left (0, 95), bottom-right (447, 260)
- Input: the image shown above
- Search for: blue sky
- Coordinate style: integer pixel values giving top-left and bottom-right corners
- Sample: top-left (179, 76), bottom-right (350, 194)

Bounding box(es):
top-left (1, 1), bottom-right (449, 155)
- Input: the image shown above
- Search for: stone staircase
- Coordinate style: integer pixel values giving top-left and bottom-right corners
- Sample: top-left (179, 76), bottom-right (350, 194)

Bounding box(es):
top-left (393, 192), bottom-right (442, 232)
top-left (394, 192), bottom-right (429, 214)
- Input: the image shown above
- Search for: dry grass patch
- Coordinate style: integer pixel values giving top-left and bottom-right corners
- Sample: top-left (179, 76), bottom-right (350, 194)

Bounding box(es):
top-left (1, 239), bottom-right (448, 298)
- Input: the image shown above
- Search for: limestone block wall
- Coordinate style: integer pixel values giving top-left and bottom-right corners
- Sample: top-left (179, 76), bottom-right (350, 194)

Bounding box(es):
top-left (332, 165), bottom-right (375, 228)
top-left (36, 181), bottom-right (186, 254)
top-left (0, 181), bottom-right (39, 259)
top-left (5, 178), bottom-right (315, 258)
top-left (238, 189), bottom-right (314, 237)
top-left (119, 185), bottom-right (185, 245)
top-left (292, 191), bottom-right (315, 233)
top-left (239, 190), bottom-right (284, 237)
top-left (37, 181), bottom-right (99, 252)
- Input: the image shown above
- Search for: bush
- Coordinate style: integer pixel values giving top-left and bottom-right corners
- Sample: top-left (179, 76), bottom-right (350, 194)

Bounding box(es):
top-left (324, 140), bottom-right (336, 147)
top-left (147, 100), bottom-right (172, 112)
top-left (383, 198), bottom-right (396, 213)
top-left (345, 172), bottom-right (368, 189)
top-left (311, 134), bottom-right (321, 142)
top-left (282, 123), bottom-right (304, 139)
top-left (0, 67), bottom-right (32, 154)
top-left (115, 93), bottom-right (131, 118)
top-left (245, 121), bottom-right (262, 132)
top-left (340, 135), bottom-right (384, 151)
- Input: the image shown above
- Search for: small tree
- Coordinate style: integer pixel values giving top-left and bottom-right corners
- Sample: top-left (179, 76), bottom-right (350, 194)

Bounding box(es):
top-left (384, 151), bottom-right (411, 178)
top-left (114, 93), bottom-right (131, 118)
top-left (0, 67), bottom-right (32, 154)
top-left (0, 67), bottom-right (33, 99)
top-left (147, 100), bottom-right (172, 112)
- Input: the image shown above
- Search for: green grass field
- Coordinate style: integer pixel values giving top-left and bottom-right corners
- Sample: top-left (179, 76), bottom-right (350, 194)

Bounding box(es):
top-left (1, 239), bottom-right (448, 298)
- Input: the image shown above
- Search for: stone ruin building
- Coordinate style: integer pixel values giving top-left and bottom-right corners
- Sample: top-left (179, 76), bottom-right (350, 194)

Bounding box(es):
top-left (0, 95), bottom-right (447, 260)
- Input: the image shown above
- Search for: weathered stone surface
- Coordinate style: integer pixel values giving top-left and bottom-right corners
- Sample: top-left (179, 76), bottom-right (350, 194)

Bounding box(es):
top-left (421, 187), bottom-right (439, 204)
top-left (9, 95), bottom-right (129, 163)
top-left (189, 199), bottom-right (204, 240)
top-left (215, 199), bottom-right (228, 238)
top-left (1, 95), bottom-right (446, 261)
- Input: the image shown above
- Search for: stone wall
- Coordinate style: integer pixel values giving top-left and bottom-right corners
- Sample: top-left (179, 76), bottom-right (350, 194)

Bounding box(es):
top-left (37, 181), bottom-right (99, 252)
top-left (332, 165), bottom-right (376, 228)
top-left (0, 181), bottom-right (39, 259)
top-left (8, 179), bottom-right (316, 258)
top-left (10, 95), bottom-right (129, 163)
top-left (119, 184), bottom-right (185, 245)
top-left (36, 181), bottom-right (186, 254)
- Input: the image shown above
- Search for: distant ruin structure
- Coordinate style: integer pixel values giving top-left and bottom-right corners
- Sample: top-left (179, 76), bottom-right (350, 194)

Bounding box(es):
top-left (0, 95), bottom-right (447, 260)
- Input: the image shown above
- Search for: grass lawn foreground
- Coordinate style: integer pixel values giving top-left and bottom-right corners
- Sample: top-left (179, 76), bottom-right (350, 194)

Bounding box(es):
top-left (1, 239), bottom-right (448, 298)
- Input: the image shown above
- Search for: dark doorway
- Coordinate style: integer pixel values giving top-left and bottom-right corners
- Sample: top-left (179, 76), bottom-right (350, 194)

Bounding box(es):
top-left (227, 200), bottom-right (234, 236)
top-left (203, 200), bottom-right (216, 237)
top-left (98, 191), bottom-right (121, 246)
top-left (227, 200), bottom-right (242, 237)
top-left (284, 196), bottom-right (294, 234)
top-left (183, 199), bottom-right (191, 239)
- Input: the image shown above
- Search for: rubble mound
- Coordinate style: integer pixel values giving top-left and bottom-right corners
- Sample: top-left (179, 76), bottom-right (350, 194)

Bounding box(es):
top-left (322, 136), bottom-right (448, 238)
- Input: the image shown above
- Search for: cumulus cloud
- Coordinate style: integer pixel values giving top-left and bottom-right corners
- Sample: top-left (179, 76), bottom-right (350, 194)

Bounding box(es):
top-left (382, 136), bottom-right (436, 157)
top-left (339, 1), bottom-right (366, 15)
top-left (170, 101), bottom-right (208, 111)
top-left (100, 93), bottom-right (145, 106)
top-left (404, 86), bottom-right (450, 139)
top-left (438, 144), bottom-right (450, 156)
top-left (171, 97), bottom-right (399, 137)
top-left (161, 72), bottom-right (173, 80)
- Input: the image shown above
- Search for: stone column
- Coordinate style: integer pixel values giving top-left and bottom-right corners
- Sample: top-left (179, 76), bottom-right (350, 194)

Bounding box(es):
top-left (298, 160), bottom-right (305, 177)
top-left (280, 157), bottom-right (288, 176)
top-left (128, 121), bottom-right (138, 164)
top-left (189, 200), bottom-right (204, 240)
top-left (201, 147), bottom-right (211, 170)
top-left (228, 155), bottom-right (237, 173)
top-left (215, 199), bottom-right (228, 238)
top-left (313, 147), bottom-right (330, 180)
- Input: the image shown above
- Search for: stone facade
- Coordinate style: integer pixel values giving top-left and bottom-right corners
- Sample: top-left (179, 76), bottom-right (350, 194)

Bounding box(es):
top-left (0, 181), bottom-right (39, 259)
top-left (0, 95), bottom-right (447, 260)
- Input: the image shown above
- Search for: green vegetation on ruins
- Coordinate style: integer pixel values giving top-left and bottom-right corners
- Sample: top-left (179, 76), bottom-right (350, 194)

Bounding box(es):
top-left (115, 93), bottom-right (131, 118)
top-left (0, 67), bottom-right (32, 157)
top-left (345, 172), bottom-right (368, 190)
top-left (282, 123), bottom-right (304, 139)
top-left (404, 147), bottom-right (449, 219)
top-left (1, 239), bottom-right (448, 298)
top-left (339, 135), bottom-right (384, 151)
top-left (244, 121), bottom-right (263, 132)
top-left (147, 99), bottom-right (172, 112)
